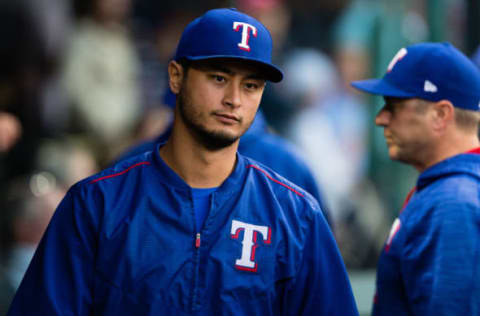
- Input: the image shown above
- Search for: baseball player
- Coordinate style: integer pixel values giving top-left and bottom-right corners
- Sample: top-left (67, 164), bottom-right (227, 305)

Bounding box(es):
top-left (8, 8), bottom-right (358, 315)
top-left (352, 42), bottom-right (480, 315)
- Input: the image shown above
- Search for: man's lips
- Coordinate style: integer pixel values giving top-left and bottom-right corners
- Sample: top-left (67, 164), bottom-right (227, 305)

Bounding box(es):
top-left (384, 136), bottom-right (395, 146)
top-left (214, 112), bottom-right (240, 124)
top-left (383, 131), bottom-right (394, 144)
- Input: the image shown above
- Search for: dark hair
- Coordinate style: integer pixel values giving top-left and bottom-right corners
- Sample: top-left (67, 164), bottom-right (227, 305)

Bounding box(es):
top-left (177, 58), bottom-right (191, 76)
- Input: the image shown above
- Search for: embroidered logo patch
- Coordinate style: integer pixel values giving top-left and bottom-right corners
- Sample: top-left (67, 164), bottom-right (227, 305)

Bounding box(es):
top-left (230, 219), bottom-right (271, 272)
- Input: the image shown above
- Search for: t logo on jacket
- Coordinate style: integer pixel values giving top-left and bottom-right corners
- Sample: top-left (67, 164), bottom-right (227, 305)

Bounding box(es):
top-left (230, 219), bottom-right (271, 272)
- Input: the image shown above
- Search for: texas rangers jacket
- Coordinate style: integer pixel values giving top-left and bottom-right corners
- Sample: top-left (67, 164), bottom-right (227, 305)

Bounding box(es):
top-left (373, 150), bottom-right (480, 315)
top-left (8, 147), bottom-right (358, 315)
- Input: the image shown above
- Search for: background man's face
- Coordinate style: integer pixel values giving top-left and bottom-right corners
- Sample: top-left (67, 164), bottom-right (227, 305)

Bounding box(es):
top-left (375, 98), bottom-right (435, 167)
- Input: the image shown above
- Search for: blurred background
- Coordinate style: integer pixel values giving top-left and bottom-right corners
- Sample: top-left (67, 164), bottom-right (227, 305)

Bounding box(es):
top-left (0, 0), bottom-right (479, 314)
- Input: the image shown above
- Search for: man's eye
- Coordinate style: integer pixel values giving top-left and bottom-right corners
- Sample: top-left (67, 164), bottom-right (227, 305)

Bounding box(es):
top-left (245, 83), bottom-right (258, 90)
top-left (213, 75), bottom-right (225, 82)
top-left (383, 103), bottom-right (394, 113)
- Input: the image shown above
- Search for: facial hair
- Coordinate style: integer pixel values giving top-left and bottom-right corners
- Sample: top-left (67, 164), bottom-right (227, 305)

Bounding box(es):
top-left (177, 86), bottom-right (243, 151)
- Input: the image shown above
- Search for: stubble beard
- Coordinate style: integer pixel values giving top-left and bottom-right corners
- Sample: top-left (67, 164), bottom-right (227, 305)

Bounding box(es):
top-left (177, 87), bottom-right (244, 151)
top-left (388, 139), bottom-right (426, 167)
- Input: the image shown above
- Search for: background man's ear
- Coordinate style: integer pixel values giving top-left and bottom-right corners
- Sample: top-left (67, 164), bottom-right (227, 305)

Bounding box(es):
top-left (432, 100), bottom-right (454, 131)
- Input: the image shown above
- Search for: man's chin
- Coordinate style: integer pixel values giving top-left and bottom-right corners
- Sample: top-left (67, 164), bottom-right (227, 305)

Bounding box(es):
top-left (388, 149), bottom-right (412, 165)
top-left (210, 128), bottom-right (241, 140)
top-left (387, 147), bottom-right (401, 161)
top-left (198, 129), bottom-right (241, 151)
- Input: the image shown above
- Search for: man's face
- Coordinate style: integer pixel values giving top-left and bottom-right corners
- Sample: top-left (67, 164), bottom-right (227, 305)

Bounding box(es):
top-left (176, 59), bottom-right (266, 150)
top-left (375, 97), bottom-right (434, 167)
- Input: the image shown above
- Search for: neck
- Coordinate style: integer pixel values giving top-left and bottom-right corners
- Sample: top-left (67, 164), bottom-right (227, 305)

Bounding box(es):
top-left (416, 130), bottom-right (480, 172)
top-left (159, 125), bottom-right (238, 188)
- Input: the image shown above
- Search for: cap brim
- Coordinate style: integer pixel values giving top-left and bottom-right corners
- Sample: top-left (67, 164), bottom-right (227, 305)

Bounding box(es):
top-left (351, 78), bottom-right (415, 98)
top-left (184, 55), bottom-right (283, 83)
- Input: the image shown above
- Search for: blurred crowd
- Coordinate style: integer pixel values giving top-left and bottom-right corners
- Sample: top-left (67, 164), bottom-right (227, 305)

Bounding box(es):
top-left (0, 0), bottom-right (478, 313)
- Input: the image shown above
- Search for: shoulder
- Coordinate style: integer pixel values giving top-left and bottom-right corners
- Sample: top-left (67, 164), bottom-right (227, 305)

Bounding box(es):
top-left (239, 154), bottom-right (331, 248)
top-left (417, 153), bottom-right (480, 202)
top-left (58, 152), bottom-right (158, 231)
top-left (402, 174), bottom-right (480, 236)
top-left (421, 172), bottom-right (480, 209)
top-left (74, 151), bottom-right (156, 196)
top-left (240, 154), bottom-right (321, 216)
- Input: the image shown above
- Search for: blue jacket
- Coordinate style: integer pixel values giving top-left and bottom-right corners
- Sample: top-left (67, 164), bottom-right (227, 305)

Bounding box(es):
top-left (373, 152), bottom-right (480, 315)
top-left (8, 148), bottom-right (358, 315)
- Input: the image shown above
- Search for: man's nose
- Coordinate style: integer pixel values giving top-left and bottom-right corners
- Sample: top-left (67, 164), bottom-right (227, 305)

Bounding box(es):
top-left (375, 107), bottom-right (391, 126)
top-left (223, 83), bottom-right (242, 108)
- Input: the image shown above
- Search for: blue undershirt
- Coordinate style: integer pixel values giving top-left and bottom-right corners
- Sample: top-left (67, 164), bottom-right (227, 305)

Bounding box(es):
top-left (191, 187), bottom-right (217, 232)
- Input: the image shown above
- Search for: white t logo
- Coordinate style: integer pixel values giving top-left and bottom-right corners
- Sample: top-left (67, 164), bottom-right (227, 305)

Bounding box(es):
top-left (233, 22), bottom-right (257, 52)
top-left (385, 218), bottom-right (401, 252)
top-left (230, 219), bottom-right (271, 272)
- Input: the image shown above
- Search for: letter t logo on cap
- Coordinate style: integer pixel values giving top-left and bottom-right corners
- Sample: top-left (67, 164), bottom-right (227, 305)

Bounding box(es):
top-left (387, 48), bottom-right (408, 72)
top-left (233, 22), bottom-right (257, 52)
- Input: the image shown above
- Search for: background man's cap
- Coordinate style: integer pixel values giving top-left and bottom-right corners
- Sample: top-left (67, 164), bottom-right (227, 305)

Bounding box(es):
top-left (351, 42), bottom-right (480, 111)
top-left (173, 8), bottom-right (283, 82)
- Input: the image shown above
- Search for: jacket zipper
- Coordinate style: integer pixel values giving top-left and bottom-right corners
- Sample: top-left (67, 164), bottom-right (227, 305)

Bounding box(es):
top-left (195, 232), bottom-right (201, 248)
top-left (191, 192), bottom-right (215, 312)
top-left (191, 232), bottom-right (201, 312)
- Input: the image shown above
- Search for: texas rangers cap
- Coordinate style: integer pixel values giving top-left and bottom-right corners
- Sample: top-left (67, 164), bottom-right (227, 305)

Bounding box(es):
top-left (351, 42), bottom-right (480, 111)
top-left (173, 8), bottom-right (283, 82)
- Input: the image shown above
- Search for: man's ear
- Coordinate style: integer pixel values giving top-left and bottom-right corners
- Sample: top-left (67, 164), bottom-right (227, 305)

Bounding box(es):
top-left (168, 60), bottom-right (184, 94)
top-left (431, 100), bottom-right (454, 132)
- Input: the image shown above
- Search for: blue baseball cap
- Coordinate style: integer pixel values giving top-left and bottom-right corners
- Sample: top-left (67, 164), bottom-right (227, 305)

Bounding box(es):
top-left (351, 42), bottom-right (480, 111)
top-left (173, 8), bottom-right (283, 82)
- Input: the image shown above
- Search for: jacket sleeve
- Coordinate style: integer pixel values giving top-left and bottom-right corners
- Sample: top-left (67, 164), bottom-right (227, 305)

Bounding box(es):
top-left (282, 208), bottom-right (359, 316)
top-left (402, 201), bottom-right (479, 315)
top-left (8, 184), bottom-right (98, 315)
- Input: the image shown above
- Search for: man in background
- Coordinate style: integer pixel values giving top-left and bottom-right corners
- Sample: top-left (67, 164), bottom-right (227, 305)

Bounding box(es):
top-left (352, 42), bottom-right (480, 315)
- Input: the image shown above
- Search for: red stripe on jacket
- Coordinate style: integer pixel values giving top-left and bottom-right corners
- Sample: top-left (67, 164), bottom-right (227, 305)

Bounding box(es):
top-left (90, 162), bottom-right (151, 184)
top-left (247, 164), bottom-right (304, 197)
top-left (466, 147), bottom-right (480, 154)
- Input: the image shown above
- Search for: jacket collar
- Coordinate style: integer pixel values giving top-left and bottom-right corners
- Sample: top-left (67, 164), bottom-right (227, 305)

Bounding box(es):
top-left (152, 142), bottom-right (248, 195)
top-left (417, 147), bottom-right (480, 190)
